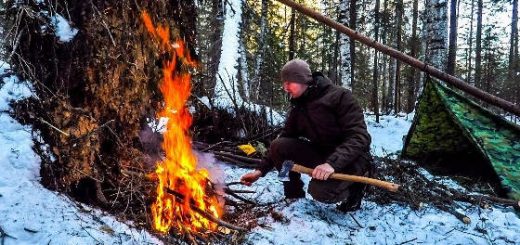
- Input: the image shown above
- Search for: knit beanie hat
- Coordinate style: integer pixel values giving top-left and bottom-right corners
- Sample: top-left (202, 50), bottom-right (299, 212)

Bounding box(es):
top-left (280, 59), bottom-right (313, 84)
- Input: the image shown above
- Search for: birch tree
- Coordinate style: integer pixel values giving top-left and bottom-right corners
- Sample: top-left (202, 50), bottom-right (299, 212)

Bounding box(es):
top-left (339, 0), bottom-right (352, 89)
top-left (425, 0), bottom-right (448, 71)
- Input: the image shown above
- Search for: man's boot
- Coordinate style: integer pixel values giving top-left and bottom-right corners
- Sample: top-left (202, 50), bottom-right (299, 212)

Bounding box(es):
top-left (283, 178), bottom-right (305, 199)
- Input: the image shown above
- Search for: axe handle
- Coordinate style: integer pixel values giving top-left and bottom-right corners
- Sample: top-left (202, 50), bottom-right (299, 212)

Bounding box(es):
top-left (292, 164), bottom-right (400, 192)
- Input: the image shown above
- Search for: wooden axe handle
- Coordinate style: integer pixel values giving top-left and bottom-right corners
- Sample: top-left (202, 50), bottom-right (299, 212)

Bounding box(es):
top-left (292, 164), bottom-right (400, 192)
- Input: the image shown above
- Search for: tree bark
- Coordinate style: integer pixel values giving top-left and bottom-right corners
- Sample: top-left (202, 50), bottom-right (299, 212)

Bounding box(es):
top-left (425, 0), bottom-right (448, 71)
top-left (466, 0), bottom-right (475, 85)
top-left (200, 0), bottom-right (225, 98)
top-left (394, 0), bottom-right (403, 113)
top-left (405, 0), bottom-right (419, 113)
top-left (509, 0), bottom-right (519, 105)
top-left (252, 0), bottom-right (269, 101)
top-left (289, 9), bottom-right (296, 60)
top-left (475, 0), bottom-right (483, 88)
top-left (349, 0), bottom-right (357, 92)
top-left (372, 0), bottom-right (381, 122)
top-left (339, 0), bottom-right (352, 89)
top-left (447, 0), bottom-right (458, 75)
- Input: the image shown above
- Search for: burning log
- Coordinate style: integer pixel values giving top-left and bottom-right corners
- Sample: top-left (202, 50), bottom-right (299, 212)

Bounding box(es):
top-left (165, 188), bottom-right (247, 232)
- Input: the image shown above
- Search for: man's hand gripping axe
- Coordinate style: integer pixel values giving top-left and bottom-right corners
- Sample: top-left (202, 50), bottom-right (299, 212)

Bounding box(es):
top-left (278, 160), bottom-right (400, 192)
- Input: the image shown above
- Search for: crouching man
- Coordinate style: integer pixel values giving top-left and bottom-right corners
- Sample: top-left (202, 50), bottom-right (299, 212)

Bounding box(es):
top-left (240, 59), bottom-right (373, 212)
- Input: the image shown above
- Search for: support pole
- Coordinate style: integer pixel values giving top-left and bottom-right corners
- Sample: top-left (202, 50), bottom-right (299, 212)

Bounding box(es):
top-left (275, 0), bottom-right (520, 117)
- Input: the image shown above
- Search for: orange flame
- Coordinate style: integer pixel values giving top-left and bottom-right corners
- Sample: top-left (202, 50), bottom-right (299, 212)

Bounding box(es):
top-left (141, 11), bottom-right (222, 233)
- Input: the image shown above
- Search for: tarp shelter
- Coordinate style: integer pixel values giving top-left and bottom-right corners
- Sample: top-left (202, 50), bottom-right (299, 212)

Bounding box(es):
top-left (402, 80), bottom-right (520, 200)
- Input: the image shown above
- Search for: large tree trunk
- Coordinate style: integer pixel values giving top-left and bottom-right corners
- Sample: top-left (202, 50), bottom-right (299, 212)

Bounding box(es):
top-left (6, 0), bottom-right (197, 227)
top-left (447, 0), bottom-right (458, 75)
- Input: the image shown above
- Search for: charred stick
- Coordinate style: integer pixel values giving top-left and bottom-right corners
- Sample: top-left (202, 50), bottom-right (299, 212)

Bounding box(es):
top-left (226, 182), bottom-right (243, 187)
top-left (164, 188), bottom-right (247, 231)
top-left (213, 151), bottom-right (262, 165)
top-left (215, 155), bottom-right (259, 168)
top-left (436, 205), bottom-right (471, 224)
top-left (224, 188), bottom-right (256, 194)
top-left (200, 141), bottom-right (233, 152)
top-left (224, 188), bottom-right (256, 205)
top-left (466, 194), bottom-right (520, 209)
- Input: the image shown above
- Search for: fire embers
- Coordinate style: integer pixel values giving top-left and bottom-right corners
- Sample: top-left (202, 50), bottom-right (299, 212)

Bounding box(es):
top-left (141, 11), bottom-right (222, 234)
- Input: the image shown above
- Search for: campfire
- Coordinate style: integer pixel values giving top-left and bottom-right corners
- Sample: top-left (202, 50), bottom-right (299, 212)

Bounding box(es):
top-left (141, 11), bottom-right (222, 234)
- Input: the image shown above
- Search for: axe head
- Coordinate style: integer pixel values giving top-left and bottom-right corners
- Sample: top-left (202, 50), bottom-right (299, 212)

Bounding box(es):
top-left (278, 160), bottom-right (295, 182)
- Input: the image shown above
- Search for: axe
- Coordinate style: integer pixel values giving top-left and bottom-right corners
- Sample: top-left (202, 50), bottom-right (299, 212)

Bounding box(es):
top-left (278, 160), bottom-right (400, 192)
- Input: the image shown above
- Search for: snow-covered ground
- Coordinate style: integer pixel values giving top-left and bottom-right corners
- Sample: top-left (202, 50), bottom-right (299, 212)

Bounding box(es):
top-left (219, 112), bottom-right (520, 244)
top-left (1, 60), bottom-right (519, 244)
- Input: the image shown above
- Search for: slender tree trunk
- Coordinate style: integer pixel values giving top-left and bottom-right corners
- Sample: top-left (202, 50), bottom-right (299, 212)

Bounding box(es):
top-left (405, 0), bottom-right (419, 113)
top-left (447, 0), bottom-right (458, 75)
top-left (289, 9), bottom-right (296, 60)
top-left (466, 0), bottom-right (475, 84)
top-left (201, 0), bottom-right (224, 98)
top-left (394, 0), bottom-right (403, 113)
top-left (475, 0), bottom-right (483, 88)
top-left (252, 0), bottom-right (269, 101)
top-left (372, 0), bottom-right (381, 122)
top-left (507, 0), bottom-right (518, 101)
top-left (349, 0), bottom-right (357, 92)
top-left (339, 0), bottom-right (352, 89)
top-left (381, 0), bottom-right (388, 114)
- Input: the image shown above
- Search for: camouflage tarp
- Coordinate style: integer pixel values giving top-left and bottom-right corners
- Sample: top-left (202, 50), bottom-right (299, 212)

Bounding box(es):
top-left (403, 80), bottom-right (520, 200)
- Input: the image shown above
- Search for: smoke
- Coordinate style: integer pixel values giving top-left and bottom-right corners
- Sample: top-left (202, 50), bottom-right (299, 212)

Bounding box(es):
top-left (194, 150), bottom-right (227, 195)
top-left (139, 125), bottom-right (163, 167)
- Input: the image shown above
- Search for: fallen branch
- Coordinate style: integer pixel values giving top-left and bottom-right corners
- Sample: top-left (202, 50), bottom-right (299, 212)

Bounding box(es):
top-left (0, 225), bottom-right (17, 245)
top-left (212, 151), bottom-right (262, 165)
top-left (37, 117), bottom-right (69, 137)
top-left (199, 141), bottom-right (233, 152)
top-left (224, 187), bottom-right (256, 205)
top-left (164, 188), bottom-right (247, 232)
top-left (214, 155), bottom-right (259, 168)
top-left (436, 205), bottom-right (471, 224)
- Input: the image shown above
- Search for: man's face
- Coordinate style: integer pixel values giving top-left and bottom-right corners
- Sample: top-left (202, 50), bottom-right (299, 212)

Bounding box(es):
top-left (283, 81), bottom-right (308, 98)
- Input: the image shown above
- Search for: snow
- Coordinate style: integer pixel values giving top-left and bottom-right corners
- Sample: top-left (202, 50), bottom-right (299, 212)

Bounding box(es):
top-left (50, 14), bottom-right (78, 42)
top-left (0, 61), bottom-right (161, 245)
top-left (222, 162), bottom-right (520, 244)
top-left (366, 113), bottom-right (414, 157)
top-left (218, 111), bottom-right (520, 244)
top-left (2, 56), bottom-right (519, 244)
